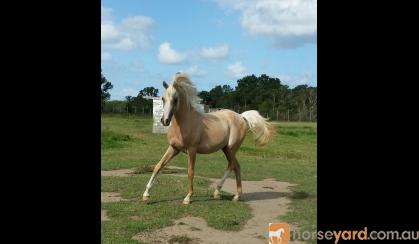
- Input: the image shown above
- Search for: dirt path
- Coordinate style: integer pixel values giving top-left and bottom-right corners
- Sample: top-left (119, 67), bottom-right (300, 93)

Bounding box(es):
top-left (101, 192), bottom-right (123, 202)
top-left (101, 209), bottom-right (110, 221)
top-left (102, 168), bottom-right (304, 243)
top-left (101, 165), bottom-right (186, 177)
top-left (101, 168), bottom-right (133, 177)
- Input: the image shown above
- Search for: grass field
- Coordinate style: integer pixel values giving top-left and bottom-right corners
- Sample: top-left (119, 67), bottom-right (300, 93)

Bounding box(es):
top-left (101, 114), bottom-right (317, 243)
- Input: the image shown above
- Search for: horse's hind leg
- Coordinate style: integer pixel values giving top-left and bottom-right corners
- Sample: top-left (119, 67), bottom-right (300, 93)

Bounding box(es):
top-left (230, 152), bottom-right (242, 201)
top-left (142, 146), bottom-right (179, 201)
top-left (213, 154), bottom-right (233, 199)
top-left (217, 147), bottom-right (242, 201)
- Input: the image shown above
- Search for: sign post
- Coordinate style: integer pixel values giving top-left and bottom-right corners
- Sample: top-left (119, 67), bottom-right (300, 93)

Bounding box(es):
top-left (144, 96), bottom-right (169, 134)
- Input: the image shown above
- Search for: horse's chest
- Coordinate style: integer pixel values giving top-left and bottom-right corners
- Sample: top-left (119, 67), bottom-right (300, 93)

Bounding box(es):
top-left (167, 129), bottom-right (184, 148)
top-left (167, 131), bottom-right (197, 150)
top-left (168, 137), bottom-right (184, 150)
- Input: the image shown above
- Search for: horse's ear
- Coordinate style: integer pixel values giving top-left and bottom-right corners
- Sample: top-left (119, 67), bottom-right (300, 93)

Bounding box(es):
top-left (163, 81), bottom-right (169, 89)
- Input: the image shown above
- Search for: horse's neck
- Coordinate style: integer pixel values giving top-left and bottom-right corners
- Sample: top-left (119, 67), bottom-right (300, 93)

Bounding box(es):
top-left (172, 95), bottom-right (199, 130)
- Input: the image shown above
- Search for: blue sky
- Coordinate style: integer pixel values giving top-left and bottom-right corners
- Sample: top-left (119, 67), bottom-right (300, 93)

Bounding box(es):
top-left (102, 0), bottom-right (317, 100)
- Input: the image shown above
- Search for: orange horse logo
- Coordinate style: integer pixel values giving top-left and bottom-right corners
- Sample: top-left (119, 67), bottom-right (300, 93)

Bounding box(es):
top-left (269, 223), bottom-right (290, 244)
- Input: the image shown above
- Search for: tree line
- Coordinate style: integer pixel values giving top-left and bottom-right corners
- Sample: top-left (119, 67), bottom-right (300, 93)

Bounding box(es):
top-left (101, 71), bottom-right (317, 121)
top-left (198, 74), bottom-right (317, 121)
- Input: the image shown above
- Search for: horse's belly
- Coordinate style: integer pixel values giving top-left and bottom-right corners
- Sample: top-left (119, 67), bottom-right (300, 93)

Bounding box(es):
top-left (197, 115), bottom-right (231, 154)
top-left (196, 139), bottom-right (227, 154)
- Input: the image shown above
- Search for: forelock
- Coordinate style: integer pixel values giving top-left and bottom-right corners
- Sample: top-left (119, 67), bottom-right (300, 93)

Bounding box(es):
top-left (164, 85), bottom-right (177, 99)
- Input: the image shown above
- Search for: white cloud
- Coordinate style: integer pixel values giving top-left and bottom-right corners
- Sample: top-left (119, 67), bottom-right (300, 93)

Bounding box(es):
top-left (185, 65), bottom-right (208, 77)
top-left (121, 16), bottom-right (154, 31)
top-left (101, 23), bottom-right (121, 42)
top-left (201, 45), bottom-right (229, 59)
top-left (228, 61), bottom-right (247, 79)
top-left (111, 37), bottom-right (136, 50)
top-left (101, 52), bottom-right (112, 61)
top-left (101, 5), bottom-right (155, 50)
top-left (158, 42), bottom-right (186, 64)
top-left (279, 72), bottom-right (316, 87)
top-left (215, 0), bottom-right (317, 48)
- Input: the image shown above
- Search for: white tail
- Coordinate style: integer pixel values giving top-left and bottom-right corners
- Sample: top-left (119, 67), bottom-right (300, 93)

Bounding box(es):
top-left (241, 110), bottom-right (274, 146)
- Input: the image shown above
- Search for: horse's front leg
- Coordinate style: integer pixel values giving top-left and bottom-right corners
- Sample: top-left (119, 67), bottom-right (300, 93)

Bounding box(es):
top-left (183, 147), bottom-right (196, 205)
top-left (142, 146), bottom-right (179, 201)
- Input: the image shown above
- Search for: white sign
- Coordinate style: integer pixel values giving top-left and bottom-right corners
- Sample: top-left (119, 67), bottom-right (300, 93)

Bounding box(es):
top-left (152, 99), bottom-right (169, 134)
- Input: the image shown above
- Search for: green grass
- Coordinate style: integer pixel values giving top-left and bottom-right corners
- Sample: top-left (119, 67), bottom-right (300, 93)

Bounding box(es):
top-left (101, 175), bottom-right (250, 243)
top-left (101, 114), bottom-right (317, 243)
top-left (101, 130), bottom-right (131, 150)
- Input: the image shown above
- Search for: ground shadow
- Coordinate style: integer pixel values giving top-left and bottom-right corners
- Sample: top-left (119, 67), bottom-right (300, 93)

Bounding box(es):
top-left (289, 191), bottom-right (311, 199)
top-left (146, 195), bottom-right (232, 205)
top-left (220, 190), bottom-right (311, 201)
top-left (144, 191), bottom-right (311, 205)
top-left (240, 191), bottom-right (290, 201)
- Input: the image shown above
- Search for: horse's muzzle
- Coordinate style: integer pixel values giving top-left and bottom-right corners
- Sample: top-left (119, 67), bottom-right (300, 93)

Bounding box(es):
top-left (161, 111), bottom-right (173, 126)
top-left (161, 117), bottom-right (170, 126)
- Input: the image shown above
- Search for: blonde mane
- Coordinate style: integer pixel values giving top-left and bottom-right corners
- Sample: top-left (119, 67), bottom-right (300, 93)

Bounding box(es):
top-left (171, 73), bottom-right (203, 112)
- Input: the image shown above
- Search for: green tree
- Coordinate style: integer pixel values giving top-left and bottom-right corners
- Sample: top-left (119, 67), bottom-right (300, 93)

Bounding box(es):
top-left (198, 91), bottom-right (211, 105)
top-left (139, 87), bottom-right (159, 97)
top-left (124, 86), bottom-right (159, 115)
top-left (292, 85), bottom-right (309, 121)
top-left (236, 75), bottom-right (258, 110)
top-left (101, 70), bottom-right (113, 111)
top-left (103, 100), bottom-right (127, 113)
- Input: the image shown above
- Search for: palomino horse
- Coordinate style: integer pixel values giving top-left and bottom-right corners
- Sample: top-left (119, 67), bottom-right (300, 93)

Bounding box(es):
top-left (142, 73), bottom-right (274, 204)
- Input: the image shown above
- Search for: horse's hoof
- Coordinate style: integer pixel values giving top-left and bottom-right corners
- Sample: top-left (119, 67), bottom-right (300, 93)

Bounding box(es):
top-left (213, 193), bottom-right (221, 200)
top-left (182, 199), bottom-right (191, 205)
top-left (232, 195), bottom-right (240, 201)
top-left (142, 195), bottom-right (150, 201)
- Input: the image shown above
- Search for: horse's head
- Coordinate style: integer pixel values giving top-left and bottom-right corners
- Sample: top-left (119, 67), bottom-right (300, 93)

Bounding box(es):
top-left (161, 80), bottom-right (180, 126)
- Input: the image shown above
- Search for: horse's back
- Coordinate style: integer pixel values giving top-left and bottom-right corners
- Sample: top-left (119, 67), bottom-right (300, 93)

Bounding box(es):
top-left (203, 109), bottom-right (245, 130)
top-left (198, 109), bottom-right (247, 153)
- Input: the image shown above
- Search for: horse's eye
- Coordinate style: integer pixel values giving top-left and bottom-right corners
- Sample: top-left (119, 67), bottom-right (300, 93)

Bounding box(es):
top-left (173, 97), bottom-right (178, 103)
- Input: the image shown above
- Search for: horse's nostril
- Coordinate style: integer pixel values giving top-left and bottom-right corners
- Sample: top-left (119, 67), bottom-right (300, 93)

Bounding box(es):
top-left (161, 118), bottom-right (164, 124)
top-left (164, 119), bottom-right (169, 125)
